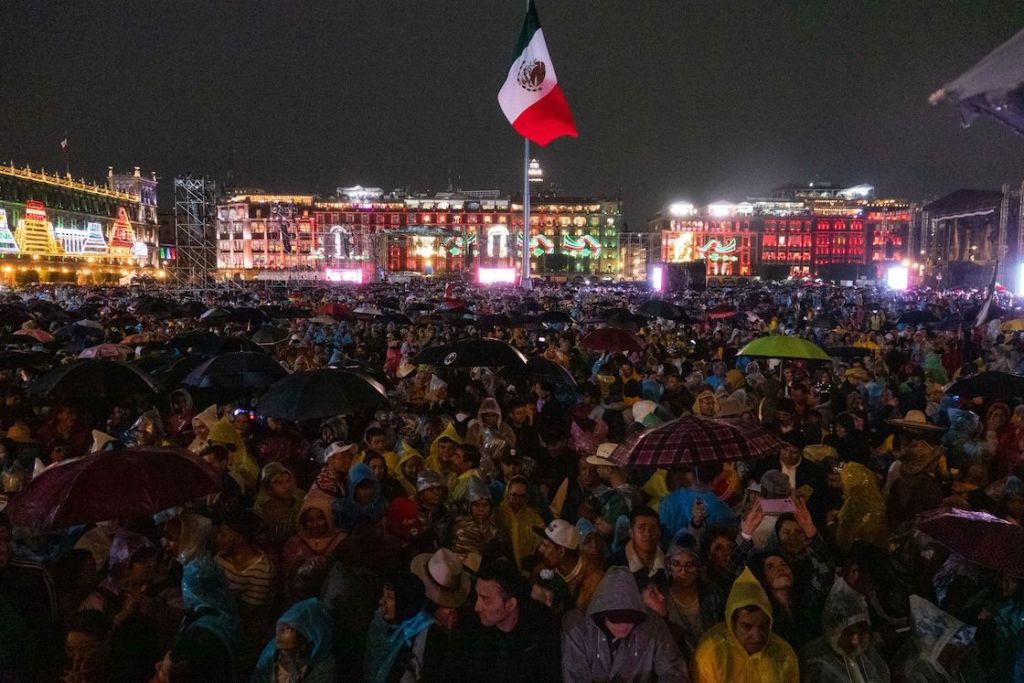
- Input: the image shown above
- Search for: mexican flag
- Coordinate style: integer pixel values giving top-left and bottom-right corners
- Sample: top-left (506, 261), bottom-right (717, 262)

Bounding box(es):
top-left (497, 0), bottom-right (578, 146)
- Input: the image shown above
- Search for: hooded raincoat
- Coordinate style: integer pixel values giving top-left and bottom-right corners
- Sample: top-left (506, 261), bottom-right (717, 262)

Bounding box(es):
top-left (562, 566), bottom-right (688, 682)
top-left (253, 598), bottom-right (336, 683)
top-left (893, 595), bottom-right (984, 683)
top-left (497, 475), bottom-right (544, 574)
top-left (691, 568), bottom-right (799, 683)
top-left (253, 462), bottom-right (305, 545)
top-left (465, 397), bottom-right (517, 458)
top-left (800, 578), bottom-right (890, 682)
top-left (176, 557), bottom-right (241, 677)
top-left (332, 463), bottom-right (387, 529)
top-left (835, 462), bottom-right (888, 551)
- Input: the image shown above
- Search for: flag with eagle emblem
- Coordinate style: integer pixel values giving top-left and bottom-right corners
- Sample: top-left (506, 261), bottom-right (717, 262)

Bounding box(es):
top-left (498, 0), bottom-right (578, 146)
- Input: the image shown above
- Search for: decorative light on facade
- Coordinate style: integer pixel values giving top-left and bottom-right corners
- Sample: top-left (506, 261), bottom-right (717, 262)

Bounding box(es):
top-left (707, 201), bottom-right (735, 218)
top-left (669, 202), bottom-right (695, 218)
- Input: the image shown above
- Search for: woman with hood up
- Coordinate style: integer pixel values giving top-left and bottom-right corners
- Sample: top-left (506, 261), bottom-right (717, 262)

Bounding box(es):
top-left (332, 463), bottom-right (388, 529)
top-left (892, 595), bottom-right (984, 683)
top-left (190, 406), bottom-right (259, 492)
top-left (251, 598), bottom-right (335, 683)
top-left (253, 462), bottom-right (305, 546)
top-left (799, 577), bottom-right (890, 682)
top-left (561, 565), bottom-right (688, 682)
top-left (281, 496), bottom-right (344, 580)
top-left (464, 397), bottom-right (516, 463)
top-left (691, 567), bottom-right (799, 683)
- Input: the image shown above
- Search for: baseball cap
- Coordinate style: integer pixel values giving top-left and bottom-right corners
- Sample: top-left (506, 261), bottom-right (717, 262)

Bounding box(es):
top-left (324, 441), bottom-right (357, 461)
top-left (533, 519), bottom-right (581, 550)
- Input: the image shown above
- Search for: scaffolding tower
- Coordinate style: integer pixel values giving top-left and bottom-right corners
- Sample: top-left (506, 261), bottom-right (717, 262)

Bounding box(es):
top-left (172, 176), bottom-right (217, 289)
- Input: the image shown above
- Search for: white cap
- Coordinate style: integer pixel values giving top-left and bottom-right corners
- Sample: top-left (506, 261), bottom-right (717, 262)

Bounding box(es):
top-left (324, 441), bottom-right (358, 462)
top-left (533, 519), bottom-right (581, 550)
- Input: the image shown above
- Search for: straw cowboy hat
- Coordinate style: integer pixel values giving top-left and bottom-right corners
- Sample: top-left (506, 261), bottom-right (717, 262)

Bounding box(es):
top-left (886, 409), bottom-right (944, 432)
top-left (410, 548), bottom-right (471, 609)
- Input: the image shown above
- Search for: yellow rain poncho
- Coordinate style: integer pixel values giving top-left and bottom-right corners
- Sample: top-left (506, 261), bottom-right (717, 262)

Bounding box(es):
top-left (394, 444), bottom-right (424, 498)
top-left (835, 462), bottom-right (888, 551)
top-left (497, 476), bottom-right (544, 575)
top-left (425, 423), bottom-right (461, 490)
top-left (692, 568), bottom-right (799, 683)
top-left (208, 416), bottom-right (259, 492)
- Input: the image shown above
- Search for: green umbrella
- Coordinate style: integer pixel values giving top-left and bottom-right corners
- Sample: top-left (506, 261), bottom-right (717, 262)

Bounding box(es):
top-left (737, 336), bottom-right (831, 362)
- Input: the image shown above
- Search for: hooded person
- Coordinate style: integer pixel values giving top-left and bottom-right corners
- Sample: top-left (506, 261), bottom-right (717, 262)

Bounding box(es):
top-left (834, 462), bottom-right (888, 552)
top-left (214, 417), bottom-right (260, 490)
top-left (691, 567), bottom-right (799, 683)
top-left (893, 595), bottom-right (984, 683)
top-left (332, 462), bottom-right (388, 528)
top-left (425, 423), bottom-right (461, 491)
top-left (364, 572), bottom-right (442, 683)
top-left (188, 405), bottom-right (218, 454)
top-left (164, 512), bottom-right (214, 566)
top-left (127, 409), bottom-right (168, 448)
top-left (393, 444), bottom-right (425, 499)
top-left (450, 477), bottom-right (504, 560)
top-left (631, 400), bottom-right (662, 431)
top-left (252, 598), bottom-right (335, 683)
top-left (799, 577), bottom-right (890, 682)
top-left (693, 390), bottom-right (721, 418)
top-left (253, 461), bottom-right (305, 546)
top-left (561, 565), bottom-right (688, 682)
top-left (498, 474), bottom-right (544, 575)
top-left (171, 557), bottom-right (242, 681)
top-left (281, 495), bottom-right (345, 580)
top-left (464, 396), bottom-right (517, 463)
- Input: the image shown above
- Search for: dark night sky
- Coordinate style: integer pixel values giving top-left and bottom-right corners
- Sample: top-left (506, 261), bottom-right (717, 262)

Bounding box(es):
top-left (2, 1), bottom-right (1023, 227)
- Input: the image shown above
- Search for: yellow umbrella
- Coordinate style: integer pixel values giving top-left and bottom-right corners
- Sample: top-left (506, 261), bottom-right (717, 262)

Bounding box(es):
top-left (1001, 319), bottom-right (1024, 331)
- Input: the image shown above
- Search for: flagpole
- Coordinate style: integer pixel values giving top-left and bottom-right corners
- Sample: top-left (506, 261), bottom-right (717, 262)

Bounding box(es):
top-left (521, 137), bottom-right (532, 290)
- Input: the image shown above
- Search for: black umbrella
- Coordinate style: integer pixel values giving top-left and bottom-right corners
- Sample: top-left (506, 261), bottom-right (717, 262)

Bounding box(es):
top-left (964, 303), bottom-right (1006, 325)
top-left (0, 304), bottom-right (31, 328)
top-left (28, 360), bottom-right (159, 401)
top-left (603, 310), bottom-right (649, 328)
top-left (251, 325), bottom-right (289, 346)
top-left (0, 351), bottom-right (53, 370)
top-left (53, 322), bottom-right (104, 343)
top-left (896, 311), bottom-right (940, 326)
top-left (413, 338), bottom-right (528, 369)
top-left (478, 314), bottom-right (514, 328)
top-left (134, 300), bottom-right (176, 318)
top-left (639, 300), bottom-right (684, 320)
top-left (946, 371), bottom-right (1024, 400)
top-left (518, 356), bottom-right (577, 389)
top-left (182, 352), bottom-right (288, 392)
top-left (199, 307), bottom-right (232, 322)
top-left (382, 312), bottom-right (414, 327)
top-left (538, 310), bottom-right (575, 325)
top-left (167, 332), bottom-right (265, 357)
top-left (256, 369), bottom-right (388, 421)
top-left (329, 358), bottom-right (393, 389)
top-left (229, 307), bottom-right (272, 325)
top-left (825, 346), bottom-right (874, 359)
top-left (405, 302), bottom-right (433, 313)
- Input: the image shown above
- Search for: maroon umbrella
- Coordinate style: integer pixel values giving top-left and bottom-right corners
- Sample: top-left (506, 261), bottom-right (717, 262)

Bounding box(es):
top-left (6, 447), bottom-right (220, 530)
top-left (579, 328), bottom-right (644, 353)
top-left (706, 304), bottom-right (738, 320)
top-left (610, 415), bottom-right (784, 468)
top-left (918, 509), bottom-right (1024, 578)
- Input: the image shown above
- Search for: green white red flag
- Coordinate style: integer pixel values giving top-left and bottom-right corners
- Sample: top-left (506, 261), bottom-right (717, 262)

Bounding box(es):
top-left (498, 0), bottom-right (578, 146)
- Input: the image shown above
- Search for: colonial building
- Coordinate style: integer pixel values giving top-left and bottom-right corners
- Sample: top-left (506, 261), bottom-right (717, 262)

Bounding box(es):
top-left (0, 161), bottom-right (159, 283)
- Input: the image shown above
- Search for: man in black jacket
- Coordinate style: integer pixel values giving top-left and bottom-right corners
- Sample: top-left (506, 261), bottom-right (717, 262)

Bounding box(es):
top-left (446, 559), bottom-right (562, 682)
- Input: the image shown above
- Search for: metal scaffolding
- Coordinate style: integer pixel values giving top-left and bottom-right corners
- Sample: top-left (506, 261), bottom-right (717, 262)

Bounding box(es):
top-left (172, 176), bottom-right (217, 289)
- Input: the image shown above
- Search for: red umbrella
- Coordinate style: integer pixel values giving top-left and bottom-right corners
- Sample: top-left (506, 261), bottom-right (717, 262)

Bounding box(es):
top-left (706, 304), bottom-right (738, 320)
top-left (6, 448), bottom-right (220, 529)
top-left (316, 302), bottom-right (350, 318)
top-left (610, 415), bottom-right (783, 468)
top-left (580, 328), bottom-right (644, 353)
top-left (78, 344), bottom-right (132, 360)
top-left (918, 509), bottom-right (1024, 578)
top-left (15, 328), bottom-right (54, 343)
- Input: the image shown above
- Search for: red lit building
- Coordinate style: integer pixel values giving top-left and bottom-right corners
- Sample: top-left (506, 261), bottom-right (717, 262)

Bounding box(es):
top-left (761, 218), bottom-right (813, 275)
top-left (658, 217), bottom-right (755, 277)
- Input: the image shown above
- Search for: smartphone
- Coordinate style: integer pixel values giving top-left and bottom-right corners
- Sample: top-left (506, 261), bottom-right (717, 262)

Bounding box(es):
top-left (760, 498), bottom-right (796, 514)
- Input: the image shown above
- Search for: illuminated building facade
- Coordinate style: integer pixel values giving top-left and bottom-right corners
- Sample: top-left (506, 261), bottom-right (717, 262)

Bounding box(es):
top-left (215, 194), bottom-right (317, 271)
top-left (0, 162), bottom-right (160, 283)
top-left (644, 184), bottom-right (914, 280)
top-left (213, 185), bottom-right (622, 279)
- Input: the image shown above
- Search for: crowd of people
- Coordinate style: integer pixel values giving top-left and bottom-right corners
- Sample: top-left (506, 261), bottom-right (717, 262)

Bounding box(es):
top-left (0, 277), bottom-right (1022, 682)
